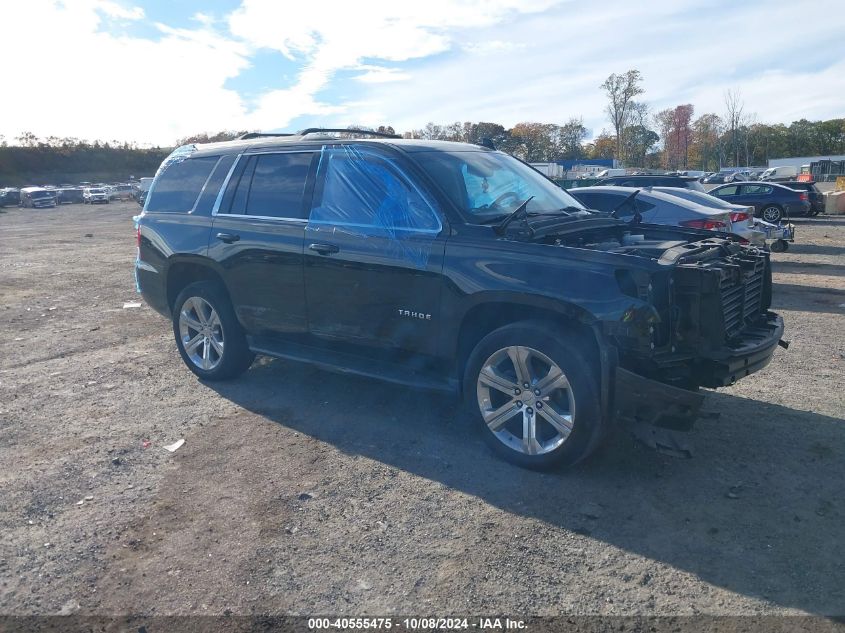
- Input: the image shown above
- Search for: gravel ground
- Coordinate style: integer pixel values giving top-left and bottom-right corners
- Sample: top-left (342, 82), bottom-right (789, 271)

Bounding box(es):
top-left (0, 201), bottom-right (843, 619)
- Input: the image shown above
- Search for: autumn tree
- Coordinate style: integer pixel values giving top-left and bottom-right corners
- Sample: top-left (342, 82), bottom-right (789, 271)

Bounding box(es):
top-left (600, 69), bottom-right (644, 161)
top-left (586, 131), bottom-right (617, 159)
top-left (622, 102), bottom-right (658, 167)
top-left (690, 113), bottom-right (724, 171)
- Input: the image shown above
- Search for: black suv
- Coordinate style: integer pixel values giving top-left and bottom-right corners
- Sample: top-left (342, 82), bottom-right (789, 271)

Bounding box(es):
top-left (779, 181), bottom-right (824, 215)
top-left (597, 175), bottom-right (707, 191)
top-left (135, 130), bottom-right (785, 469)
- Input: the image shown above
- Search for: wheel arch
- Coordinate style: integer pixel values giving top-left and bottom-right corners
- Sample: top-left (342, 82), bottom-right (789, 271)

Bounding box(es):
top-left (165, 257), bottom-right (228, 313)
top-left (452, 294), bottom-right (602, 381)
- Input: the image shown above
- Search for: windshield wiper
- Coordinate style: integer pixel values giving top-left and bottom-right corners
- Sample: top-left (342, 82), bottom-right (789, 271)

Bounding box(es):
top-left (493, 196), bottom-right (534, 236)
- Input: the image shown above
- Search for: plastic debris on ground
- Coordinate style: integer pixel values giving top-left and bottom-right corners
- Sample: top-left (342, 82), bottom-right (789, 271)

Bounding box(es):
top-left (123, 301), bottom-right (142, 309)
top-left (163, 439), bottom-right (185, 452)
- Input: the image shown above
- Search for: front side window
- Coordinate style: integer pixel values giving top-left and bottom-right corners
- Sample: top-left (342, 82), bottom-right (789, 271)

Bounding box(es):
top-left (310, 146), bottom-right (441, 233)
top-left (414, 150), bottom-right (585, 223)
top-left (147, 156), bottom-right (219, 213)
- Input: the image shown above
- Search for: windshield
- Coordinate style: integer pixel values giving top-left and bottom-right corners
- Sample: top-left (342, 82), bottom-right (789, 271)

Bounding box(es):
top-left (90, 188), bottom-right (105, 194)
top-left (414, 150), bottom-right (586, 222)
top-left (32, 191), bottom-right (53, 199)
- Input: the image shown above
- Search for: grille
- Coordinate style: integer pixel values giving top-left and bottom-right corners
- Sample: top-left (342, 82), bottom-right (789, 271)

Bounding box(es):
top-left (720, 254), bottom-right (766, 339)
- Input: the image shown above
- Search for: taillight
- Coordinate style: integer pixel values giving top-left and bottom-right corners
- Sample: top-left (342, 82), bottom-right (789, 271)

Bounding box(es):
top-left (798, 192), bottom-right (808, 201)
top-left (729, 212), bottom-right (750, 223)
top-left (136, 226), bottom-right (141, 248)
top-left (681, 219), bottom-right (727, 230)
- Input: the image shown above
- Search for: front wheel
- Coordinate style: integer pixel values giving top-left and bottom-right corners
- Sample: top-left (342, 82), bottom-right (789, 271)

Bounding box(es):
top-left (770, 239), bottom-right (789, 253)
top-left (172, 281), bottom-right (254, 380)
top-left (463, 322), bottom-right (605, 470)
top-left (761, 205), bottom-right (783, 222)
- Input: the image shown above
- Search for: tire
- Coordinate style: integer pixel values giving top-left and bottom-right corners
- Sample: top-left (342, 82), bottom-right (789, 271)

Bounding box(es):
top-left (761, 205), bottom-right (783, 223)
top-left (770, 239), bottom-right (788, 253)
top-left (463, 321), bottom-right (605, 470)
top-left (172, 281), bottom-right (254, 381)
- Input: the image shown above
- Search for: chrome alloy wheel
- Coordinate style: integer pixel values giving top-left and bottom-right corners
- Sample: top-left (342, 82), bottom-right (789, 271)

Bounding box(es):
top-left (762, 206), bottom-right (782, 222)
top-left (178, 296), bottom-right (224, 371)
top-left (476, 345), bottom-right (575, 456)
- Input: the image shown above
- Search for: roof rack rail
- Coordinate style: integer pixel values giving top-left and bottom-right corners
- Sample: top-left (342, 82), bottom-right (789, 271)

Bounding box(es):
top-left (238, 132), bottom-right (297, 140)
top-left (297, 127), bottom-right (402, 139)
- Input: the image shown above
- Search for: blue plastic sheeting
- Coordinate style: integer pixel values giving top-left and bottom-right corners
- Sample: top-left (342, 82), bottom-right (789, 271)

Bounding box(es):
top-left (308, 145), bottom-right (441, 269)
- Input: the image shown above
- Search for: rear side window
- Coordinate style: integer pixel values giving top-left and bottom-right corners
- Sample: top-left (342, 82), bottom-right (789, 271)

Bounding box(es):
top-left (571, 191), bottom-right (623, 212)
top-left (147, 156), bottom-right (219, 213)
top-left (247, 153), bottom-right (313, 218)
top-left (221, 153), bottom-right (314, 219)
top-left (742, 185), bottom-right (772, 194)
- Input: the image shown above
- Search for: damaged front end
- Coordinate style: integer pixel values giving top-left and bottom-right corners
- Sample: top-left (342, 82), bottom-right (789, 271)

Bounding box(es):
top-left (601, 235), bottom-right (786, 454)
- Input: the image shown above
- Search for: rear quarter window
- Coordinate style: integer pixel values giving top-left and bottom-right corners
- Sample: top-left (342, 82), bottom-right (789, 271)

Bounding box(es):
top-left (146, 156), bottom-right (220, 213)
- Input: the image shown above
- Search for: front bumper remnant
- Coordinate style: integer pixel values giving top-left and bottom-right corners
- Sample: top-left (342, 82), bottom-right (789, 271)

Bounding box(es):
top-left (614, 368), bottom-right (706, 458)
top-left (614, 368), bottom-right (705, 431)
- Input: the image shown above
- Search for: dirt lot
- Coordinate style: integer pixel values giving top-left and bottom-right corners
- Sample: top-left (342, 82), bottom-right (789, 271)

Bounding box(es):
top-left (1, 201), bottom-right (843, 619)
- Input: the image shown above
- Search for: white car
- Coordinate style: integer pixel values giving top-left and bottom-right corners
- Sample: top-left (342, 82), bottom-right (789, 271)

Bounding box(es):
top-left (83, 188), bottom-right (110, 204)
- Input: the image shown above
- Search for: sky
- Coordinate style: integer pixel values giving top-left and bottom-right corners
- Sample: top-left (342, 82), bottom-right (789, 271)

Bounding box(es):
top-left (0, 0), bottom-right (843, 146)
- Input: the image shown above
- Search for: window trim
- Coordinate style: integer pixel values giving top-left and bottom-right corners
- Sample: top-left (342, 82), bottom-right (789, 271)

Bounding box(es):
top-left (211, 149), bottom-right (317, 222)
top-left (309, 145), bottom-right (443, 235)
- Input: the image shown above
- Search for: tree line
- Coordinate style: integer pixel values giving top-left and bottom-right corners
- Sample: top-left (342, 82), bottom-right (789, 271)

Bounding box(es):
top-left (406, 71), bottom-right (845, 169)
top-left (0, 134), bottom-right (169, 186)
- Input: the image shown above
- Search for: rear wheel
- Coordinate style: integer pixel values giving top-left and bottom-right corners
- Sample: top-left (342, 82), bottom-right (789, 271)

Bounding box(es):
top-left (761, 205), bottom-right (783, 222)
top-left (770, 239), bottom-right (789, 253)
top-left (172, 281), bottom-right (254, 380)
top-left (463, 322), bottom-right (605, 470)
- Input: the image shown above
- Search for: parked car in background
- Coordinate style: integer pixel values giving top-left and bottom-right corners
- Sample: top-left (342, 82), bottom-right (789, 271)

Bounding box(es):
top-left (136, 177), bottom-right (154, 206)
top-left (57, 187), bottom-right (84, 204)
top-left (0, 187), bottom-right (22, 207)
top-left (651, 187), bottom-right (764, 245)
top-left (779, 181), bottom-right (824, 215)
top-left (567, 186), bottom-right (739, 234)
top-left (708, 182), bottom-right (811, 222)
top-left (595, 168), bottom-right (626, 178)
top-left (20, 187), bottom-right (57, 208)
top-left (703, 172), bottom-right (745, 184)
top-left (595, 174), bottom-right (706, 191)
top-left (110, 184), bottom-right (134, 200)
top-left (83, 187), bottom-right (110, 204)
top-left (760, 166), bottom-right (799, 181)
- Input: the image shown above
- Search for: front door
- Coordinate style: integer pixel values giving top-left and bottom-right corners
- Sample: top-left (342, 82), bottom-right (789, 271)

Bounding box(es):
top-left (303, 145), bottom-right (447, 356)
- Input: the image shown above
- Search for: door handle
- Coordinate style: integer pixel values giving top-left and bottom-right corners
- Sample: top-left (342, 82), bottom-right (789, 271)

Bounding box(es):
top-left (308, 243), bottom-right (340, 255)
top-left (216, 232), bottom-right (240, 243)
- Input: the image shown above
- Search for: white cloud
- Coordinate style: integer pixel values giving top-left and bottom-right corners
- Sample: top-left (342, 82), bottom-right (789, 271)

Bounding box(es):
top-left (330, 0), bottom-right (845, 136)
top-left (353, 66), bottom-right (412, 84)
top-left (226, 0), bottom-right (564, 129)
top-left (96, 0), bottom-right (144, 20)
top-left (0, 0), bottom-right (842, 145)
top-left (0, 1), bottom-right (249, 145)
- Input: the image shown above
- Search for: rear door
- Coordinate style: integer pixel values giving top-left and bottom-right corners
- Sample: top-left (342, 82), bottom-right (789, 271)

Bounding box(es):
top-left (303, 144), bottom-right (447, 356)
top-left (737, 184), bottom-right (772, 213)
top-left (209, 149), bottom-right (317, 335)
top-left (710, 184), bottom-right (741, 204)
